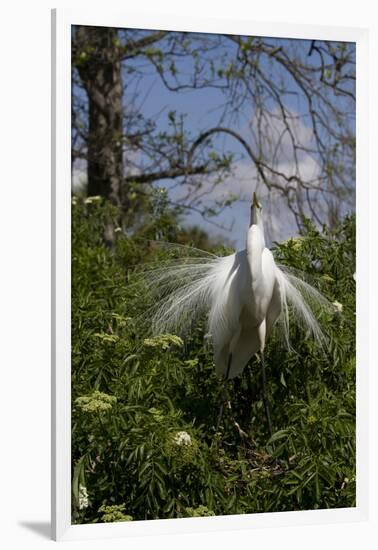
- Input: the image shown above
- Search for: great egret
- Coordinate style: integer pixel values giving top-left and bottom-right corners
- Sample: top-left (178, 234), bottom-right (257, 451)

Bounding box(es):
top-left (138, 193), bottom-right (329, 434)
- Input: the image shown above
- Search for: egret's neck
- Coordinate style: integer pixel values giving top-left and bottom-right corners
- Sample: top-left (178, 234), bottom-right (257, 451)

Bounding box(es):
top-left (246, 223), bottom-right (265, 281)
top-left (249, 206), bottom-right (265, 247)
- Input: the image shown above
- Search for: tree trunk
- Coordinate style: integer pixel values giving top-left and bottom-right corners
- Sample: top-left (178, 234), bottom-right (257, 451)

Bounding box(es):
top-left (74, 26), bottom-right (124, 206)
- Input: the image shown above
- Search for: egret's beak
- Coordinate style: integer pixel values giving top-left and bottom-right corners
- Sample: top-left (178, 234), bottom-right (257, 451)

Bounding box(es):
top-left (252, 192), bottom-right (261, 209)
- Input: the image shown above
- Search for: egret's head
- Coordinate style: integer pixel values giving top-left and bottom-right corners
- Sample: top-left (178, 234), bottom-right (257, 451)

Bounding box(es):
top-left (250, 192), bottom-right (263, 226)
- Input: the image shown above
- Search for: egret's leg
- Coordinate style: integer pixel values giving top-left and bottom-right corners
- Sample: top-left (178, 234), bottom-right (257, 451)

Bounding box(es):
top-left (215, 353), bottom-right (232, 433)
top-left (260, 350), bottom-right (273, 436)
top-left (257, 320), bottom-right (272, 436)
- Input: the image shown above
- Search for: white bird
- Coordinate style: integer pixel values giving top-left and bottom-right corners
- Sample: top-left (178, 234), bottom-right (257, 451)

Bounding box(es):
top-left (137, 193), bottom-right (329, 432)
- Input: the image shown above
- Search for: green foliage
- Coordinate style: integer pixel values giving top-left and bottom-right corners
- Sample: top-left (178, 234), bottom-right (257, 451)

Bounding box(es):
top-left (143, 334), bottom-right (184, 351)
top-left (163, 431), bottom-right (200, 467)
top-left (185, 505), bottom-right (215, 517)
top-left (72, 196), bottom-right (355, 523)
top-left (98, 504), bottom-right (133, 523)
top-left (75, 390), bottom-right (117, 413)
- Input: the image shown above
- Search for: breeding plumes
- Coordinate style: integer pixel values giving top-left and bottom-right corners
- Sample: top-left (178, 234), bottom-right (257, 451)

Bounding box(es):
top-left (136, 193), bottom-right (330, 433)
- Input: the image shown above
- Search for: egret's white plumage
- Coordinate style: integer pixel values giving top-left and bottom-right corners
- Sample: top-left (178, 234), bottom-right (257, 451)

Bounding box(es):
top-left (137, 194), bottom-right (329, 380)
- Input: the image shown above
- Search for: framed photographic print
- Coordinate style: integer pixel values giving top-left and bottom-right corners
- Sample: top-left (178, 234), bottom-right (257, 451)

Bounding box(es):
top-left (51, 8), bottom-right (369, 541)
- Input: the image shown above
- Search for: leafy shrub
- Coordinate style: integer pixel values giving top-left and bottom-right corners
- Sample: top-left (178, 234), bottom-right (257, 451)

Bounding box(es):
top-left (72, 196), bottom-right (355, 523)
top-left (98, 504), bottom-right (133, 523)
top-left (185, 505), bottom-right (215, 517)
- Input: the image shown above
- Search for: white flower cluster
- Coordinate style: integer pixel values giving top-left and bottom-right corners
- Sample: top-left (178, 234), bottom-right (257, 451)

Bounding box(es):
top-left (78, 484), bottom-right (89, 510)
top-left (332, 300), bottom-right (343, 313)
top-left (173, 431), bottom-right (192, 446)
top-left (84, 196), bottom-right (101, 204)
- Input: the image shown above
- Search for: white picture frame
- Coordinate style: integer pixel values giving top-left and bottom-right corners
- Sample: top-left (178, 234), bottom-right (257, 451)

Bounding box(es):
top-left (51, 8), bottom-right (369, 541)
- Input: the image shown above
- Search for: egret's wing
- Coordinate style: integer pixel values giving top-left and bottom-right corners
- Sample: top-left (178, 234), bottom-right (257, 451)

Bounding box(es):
top-left (274, 264), bottom-right (331, 349)
top-left (133, 242), bottom-right (243, 340)
top-left (135, 259), bottom-right (216, 336)
top-left (220, 319), bottom-right (260, 379)
top-left (207, 250), bottom-right (255, 377)
top-left (208, 250), bottom-right (250, 350)
top-left (266, 276), bottom-right (282, 337)
top-left (133, 238), bottom-right (219, 260)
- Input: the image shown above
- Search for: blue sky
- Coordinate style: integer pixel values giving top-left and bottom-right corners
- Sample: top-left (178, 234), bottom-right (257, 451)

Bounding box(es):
top-left (72, 31), bottom-right (356, 249)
